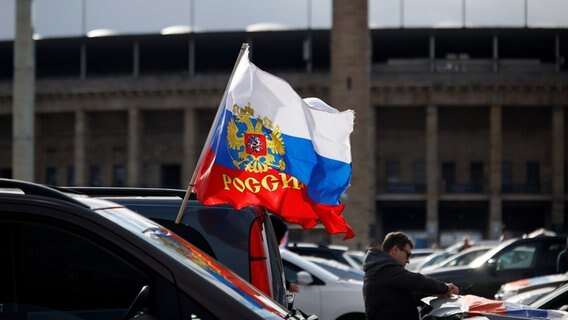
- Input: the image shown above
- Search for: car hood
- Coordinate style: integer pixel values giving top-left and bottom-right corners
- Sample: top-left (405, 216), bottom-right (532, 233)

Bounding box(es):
top-left (420, 295), bottom-right (568, 319)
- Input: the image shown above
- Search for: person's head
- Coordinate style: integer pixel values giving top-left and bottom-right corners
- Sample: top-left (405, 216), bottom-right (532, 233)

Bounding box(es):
top-left (382, 231), bottom-right (414, 266)
top-left (462, 237), bottom-right (471, 249)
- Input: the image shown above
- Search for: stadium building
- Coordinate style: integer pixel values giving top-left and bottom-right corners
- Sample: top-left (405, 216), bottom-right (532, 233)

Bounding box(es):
top-left (1, 2), bottom-right (567, 248)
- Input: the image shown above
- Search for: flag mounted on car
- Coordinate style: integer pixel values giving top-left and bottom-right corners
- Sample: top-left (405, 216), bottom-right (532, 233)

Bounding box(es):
top-left (191, 43), bottom-right (355, 240)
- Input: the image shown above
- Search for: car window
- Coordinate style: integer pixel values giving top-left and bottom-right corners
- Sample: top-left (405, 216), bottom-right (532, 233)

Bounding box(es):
top-left (283, 259), bottom-right (302, 283)
top-left (0, 218), bottom-right (181, 320)
top-left (348, 252), bottom-right (365, 265)
top-left (106, 199), bottom-right (287, 306)
top-left (19, 222), bottom-right (152, 319)
top-left (309, 250), bottom-right (337, 261)
top-left (121, 202), bottom-right (252, 280)
top-left (539, 242), bottom-right (565, 268)
top-left (496, 244), bottom-right (537, 270)
top-left (282, 260), bottom-right (325, 286)
top-left (263, 215), bottom-right (287, 304)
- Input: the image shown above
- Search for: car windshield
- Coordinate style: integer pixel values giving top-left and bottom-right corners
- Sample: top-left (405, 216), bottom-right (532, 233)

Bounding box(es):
top-left (347, 251), bottom-right (365, 265)
top-left (438, 247), bottom-right (491, 268)
top-left (96, 206), bottom-right (290, 318)
top-left (469, 238), bottom-right (517, 268)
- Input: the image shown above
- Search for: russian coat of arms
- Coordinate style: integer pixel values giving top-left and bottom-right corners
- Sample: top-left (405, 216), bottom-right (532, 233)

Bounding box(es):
top-left (226, 103), bottom-right (286, 173)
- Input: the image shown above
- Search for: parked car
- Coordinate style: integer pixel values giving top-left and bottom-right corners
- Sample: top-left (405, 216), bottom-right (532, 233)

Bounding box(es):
top-left (344, 250), bottom-right (365, 269)
top-left (410, 251), bottom-right (455, 272)
top-left (419, 294), bottom-right (568, 319)
top-left (0, 178), bottom-right (310, 320)
top-left (285, 242), bottom-right (363, 269)
top-left (406, 248), bottom-right (444, 271)
top-left (495, 272), bottom-right (568, 301)
top-left (60, 186), bottom-right (287, 306)
top-left (443, 239), bottom-right (501, 254)
top-left (280, 249), bottom-right (365, 320)
top-left (420, 246), bottom-right (494, 272)
top-left (423, 236), bottom-right (566, 298)
top-left (505, 286), bottom-right (558, 306)
top-left (530, 282), bottom-right (568, 311)
top-left (304, 256), bottom-right (365, 281)
top-left (412, 248), bottom-right (445, 258)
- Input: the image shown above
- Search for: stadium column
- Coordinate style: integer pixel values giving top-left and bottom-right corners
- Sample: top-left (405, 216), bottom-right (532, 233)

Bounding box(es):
top-left (489, 105), bottom-right (502, 239)
top-left (331, 0), bottom-right (372, 248)
top-left (74, 110), bottom-right (87, 185)
top-left (426, 105), bottom-right (439, 245)
top-left (127, 108), bottom-right (141, 186)
top-left (182, 108), bottom-right (197, 187)
top-left (552, 105), bottom-right (565, 231)
top-left (12, 0), bottom-right (35, 181)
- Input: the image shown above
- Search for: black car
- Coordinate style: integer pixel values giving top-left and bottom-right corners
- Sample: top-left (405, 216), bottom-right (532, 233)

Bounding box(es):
top-left (0, 178), bottom-right (307, 320)
top-left (59, 186), bottom-right (288, 307)
top-left (423, 236), bottom-right (566, 298)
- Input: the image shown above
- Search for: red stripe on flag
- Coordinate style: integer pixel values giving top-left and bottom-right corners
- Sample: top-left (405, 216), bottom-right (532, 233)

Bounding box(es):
top-left (194, 149), bottom-right (355, 240)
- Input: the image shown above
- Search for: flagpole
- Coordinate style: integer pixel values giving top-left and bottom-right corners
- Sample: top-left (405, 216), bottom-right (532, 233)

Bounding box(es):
top-left (175, 42), bottom-right (249, 224)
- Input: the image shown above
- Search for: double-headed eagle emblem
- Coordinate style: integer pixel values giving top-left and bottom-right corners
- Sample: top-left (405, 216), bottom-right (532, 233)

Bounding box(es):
top-left (227, 103), bottom-right (286, 173)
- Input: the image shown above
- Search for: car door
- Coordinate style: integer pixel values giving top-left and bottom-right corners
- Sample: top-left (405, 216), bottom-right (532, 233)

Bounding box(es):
top-left (480, 240), bottom-right (558, 297)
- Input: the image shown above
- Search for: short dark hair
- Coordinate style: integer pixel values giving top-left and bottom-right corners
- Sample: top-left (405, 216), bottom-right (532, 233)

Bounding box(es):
top-left (382, 232), bottom-right (414, 252)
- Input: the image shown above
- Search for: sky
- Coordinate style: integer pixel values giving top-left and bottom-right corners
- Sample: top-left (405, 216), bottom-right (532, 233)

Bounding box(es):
top-left (1, 0), bottom-right (567, 40)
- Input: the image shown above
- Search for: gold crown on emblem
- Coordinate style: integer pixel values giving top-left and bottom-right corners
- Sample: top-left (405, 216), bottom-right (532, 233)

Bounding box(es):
top-left (227, 103), bottom-right (286, 173)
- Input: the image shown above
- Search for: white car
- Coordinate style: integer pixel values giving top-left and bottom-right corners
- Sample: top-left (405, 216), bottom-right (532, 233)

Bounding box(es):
top-left (304, 256), bottom-right (364, 281)
top-left (420, 246), bottom-right (493, 272)
top-left (280, 249), bottom-right (365, 320)
top-left (285, 243), bottom-right (364, 269)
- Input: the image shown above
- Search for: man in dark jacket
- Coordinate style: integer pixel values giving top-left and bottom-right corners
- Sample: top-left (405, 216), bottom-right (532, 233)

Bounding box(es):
top-left (363, 232), bottom-right (459, 320)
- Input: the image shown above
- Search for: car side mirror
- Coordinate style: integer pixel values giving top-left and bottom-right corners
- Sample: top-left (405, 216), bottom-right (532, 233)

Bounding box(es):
top-left (296, 271), bottom-right (314, 285)
top-left (487, 258), bottom-right (498, 275)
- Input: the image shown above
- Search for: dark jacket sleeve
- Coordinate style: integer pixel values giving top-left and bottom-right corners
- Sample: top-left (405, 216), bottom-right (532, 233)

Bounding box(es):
top-left (381, 265), bottom-right (449, 295)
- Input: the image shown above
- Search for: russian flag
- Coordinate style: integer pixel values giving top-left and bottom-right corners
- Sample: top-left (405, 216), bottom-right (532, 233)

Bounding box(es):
top-left (193, 44), bottom-right (355, 240)
top-left (464, 295), bottom-right (568, 319)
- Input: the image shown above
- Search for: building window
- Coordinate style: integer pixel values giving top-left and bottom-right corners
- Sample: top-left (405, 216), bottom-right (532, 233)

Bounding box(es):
top-left (413, 162), bottom-right (426, 186)
top-left (113, 165), bottom-right (125, 187)
top-left (442, 162), bottom-right (455, 184)
top-left (67, 165), bottom-right (74, 186)
top-left (89, 166), bottom-right (101, 187)
top-left (526, 162), bottom-right (540, 191)
top-left (45, 166), bottom-right (57, 185)
top-left (502, 161), bottom-right (512, 188)
top-left (470, 162), bottom-right (484, 191)
top-left (386, 161), bottom-right (400, 184)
